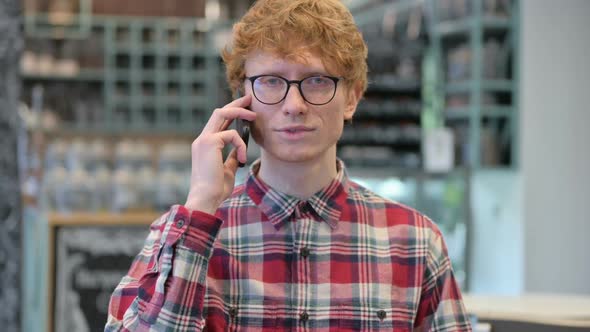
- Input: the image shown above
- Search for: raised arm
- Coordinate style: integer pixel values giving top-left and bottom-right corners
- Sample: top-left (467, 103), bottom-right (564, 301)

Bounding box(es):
top-left (105, 95), bottom-right (256, 331)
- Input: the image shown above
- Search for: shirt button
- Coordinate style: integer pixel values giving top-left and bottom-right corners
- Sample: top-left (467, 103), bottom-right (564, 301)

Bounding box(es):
top-left (300, 247), bottom-right (310, 258)
top-left (299, 311), bottom-right (309, 322)
top-left (377, 309), bottom-right (386, 321)
top-left (229, 307), bottom-right (238, 318)
top-left (175, 219), bottom-right (185, 228)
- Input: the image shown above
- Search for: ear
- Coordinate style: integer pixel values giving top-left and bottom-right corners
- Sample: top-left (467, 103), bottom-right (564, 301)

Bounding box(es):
top-left (343, 82), bottom-right (363, 121)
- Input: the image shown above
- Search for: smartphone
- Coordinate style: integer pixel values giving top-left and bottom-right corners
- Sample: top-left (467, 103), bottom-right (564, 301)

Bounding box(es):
top-left (235, 91), bottom-right (250, 167)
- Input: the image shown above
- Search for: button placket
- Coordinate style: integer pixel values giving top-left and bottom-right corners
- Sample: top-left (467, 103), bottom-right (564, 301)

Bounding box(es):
top-left (300, 246), bottom-right (310, 258)
top-left (377, 309), bottom-right (386, 321)
top-left (299, 311), bottom-right (309, 323)
top-left (229, 307), bottom-right (238, 319)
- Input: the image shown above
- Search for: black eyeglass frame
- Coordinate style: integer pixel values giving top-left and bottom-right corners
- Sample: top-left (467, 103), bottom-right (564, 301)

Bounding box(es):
top-left (245, 75), bottom-right (341, 106)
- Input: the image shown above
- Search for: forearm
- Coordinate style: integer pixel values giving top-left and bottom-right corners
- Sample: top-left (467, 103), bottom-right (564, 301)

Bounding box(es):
top-left (105, 205), bottom-right (222, 331)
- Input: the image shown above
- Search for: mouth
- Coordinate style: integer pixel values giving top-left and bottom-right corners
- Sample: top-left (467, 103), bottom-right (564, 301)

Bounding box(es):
top-left (274, 125), bottom-right (315, 140)
top-left (276, 126), bottom-right (315, 133)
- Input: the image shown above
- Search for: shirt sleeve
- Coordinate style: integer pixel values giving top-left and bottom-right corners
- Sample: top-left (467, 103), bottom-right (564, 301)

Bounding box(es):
top-left (105, 204), bottom-right (223, 332)
top-left (414, 226), bottom-right (472, 332)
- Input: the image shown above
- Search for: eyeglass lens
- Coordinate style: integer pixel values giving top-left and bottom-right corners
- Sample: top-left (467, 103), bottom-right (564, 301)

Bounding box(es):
top-left (251, 75), bottom-right (337, 105)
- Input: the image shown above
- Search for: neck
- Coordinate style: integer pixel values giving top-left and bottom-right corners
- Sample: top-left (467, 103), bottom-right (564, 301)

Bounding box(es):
top-left (257, 149), bottom-right (338, 200)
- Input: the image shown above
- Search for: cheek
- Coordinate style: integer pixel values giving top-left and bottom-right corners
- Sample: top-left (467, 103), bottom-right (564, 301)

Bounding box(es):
top-left (250, 114), bottom-right (267, 144)
top-left (322, 106), bottom-right (346, 129)
top-left (332, 121), bottom-right (345, 138)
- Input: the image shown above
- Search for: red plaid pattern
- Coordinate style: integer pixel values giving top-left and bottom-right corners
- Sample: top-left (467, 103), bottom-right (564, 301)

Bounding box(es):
top-left (106, 160), bottom-right (471, 331)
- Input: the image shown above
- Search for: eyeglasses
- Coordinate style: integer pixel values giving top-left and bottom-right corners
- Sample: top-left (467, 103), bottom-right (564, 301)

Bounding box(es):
top-left (246, 75), bottom-right (340, 106)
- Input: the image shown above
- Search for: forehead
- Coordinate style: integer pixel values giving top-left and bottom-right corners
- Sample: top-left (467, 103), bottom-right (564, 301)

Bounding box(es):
top-left (244, 50), bottom-right (335, 76)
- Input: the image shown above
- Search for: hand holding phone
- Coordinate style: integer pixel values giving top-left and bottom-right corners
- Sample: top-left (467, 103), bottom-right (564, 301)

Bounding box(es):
top-left (184, 93), bottom-right (255, 214)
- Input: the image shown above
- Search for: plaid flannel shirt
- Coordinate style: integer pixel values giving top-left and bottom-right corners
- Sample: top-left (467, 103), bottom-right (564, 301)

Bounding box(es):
top-left (106, 159), bottom-right (471, 331)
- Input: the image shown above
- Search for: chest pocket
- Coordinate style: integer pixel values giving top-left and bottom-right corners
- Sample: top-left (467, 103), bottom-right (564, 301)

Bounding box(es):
top-left (337, 303), bottom-right (413, 332)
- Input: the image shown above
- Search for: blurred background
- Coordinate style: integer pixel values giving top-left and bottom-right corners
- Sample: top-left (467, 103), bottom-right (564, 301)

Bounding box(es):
top-left (0, 0), bottom-right (589, 331)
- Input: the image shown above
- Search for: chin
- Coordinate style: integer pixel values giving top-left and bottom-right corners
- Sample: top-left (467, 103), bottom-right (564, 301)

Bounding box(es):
top-left (253, 130), bottom-right (340, 164)
top-left (268, 148), bottom-right (319, 163)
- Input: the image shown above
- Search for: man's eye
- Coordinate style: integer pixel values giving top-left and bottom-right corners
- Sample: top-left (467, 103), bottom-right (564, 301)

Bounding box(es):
top-left (307, 77), bottom-right (330, 86)
top-left (259, 77), bottom-right (282, 86)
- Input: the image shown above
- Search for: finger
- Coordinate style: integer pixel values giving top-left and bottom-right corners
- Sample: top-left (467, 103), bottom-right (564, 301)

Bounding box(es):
top-left (225, 93), bottom-right (252, 108)
top-left (220, 119), bottom-right (231, 132)
top-left (224, 148), bottom-right (240, 172)
top-left (202, 95), bottom-right (255, 134)
top-left (202, 106), bottom-right (256, 134)
top-left (215, 130), bottom-right (247, 162)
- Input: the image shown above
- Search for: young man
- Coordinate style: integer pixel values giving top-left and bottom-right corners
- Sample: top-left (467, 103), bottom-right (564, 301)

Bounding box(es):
top-left (106, 0), bottom-right (472, 331)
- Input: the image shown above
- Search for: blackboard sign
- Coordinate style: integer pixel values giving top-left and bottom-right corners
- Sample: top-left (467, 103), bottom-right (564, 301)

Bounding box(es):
top-left (52, 225), bottom-right (149, 332)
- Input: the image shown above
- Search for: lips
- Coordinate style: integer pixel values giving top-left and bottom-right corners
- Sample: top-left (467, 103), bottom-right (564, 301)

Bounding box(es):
top-left (274, 125), bottom-right (315, 140)
top-left (276, 125), bottom-right (315, 133)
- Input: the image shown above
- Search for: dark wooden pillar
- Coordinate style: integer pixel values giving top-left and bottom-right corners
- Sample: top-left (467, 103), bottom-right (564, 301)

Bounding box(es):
top-left (0, 1), bottom-right (23, 331)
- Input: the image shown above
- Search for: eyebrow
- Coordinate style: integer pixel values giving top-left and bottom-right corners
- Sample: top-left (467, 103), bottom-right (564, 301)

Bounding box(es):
top-left (255, 71), bottom-right (332, 78)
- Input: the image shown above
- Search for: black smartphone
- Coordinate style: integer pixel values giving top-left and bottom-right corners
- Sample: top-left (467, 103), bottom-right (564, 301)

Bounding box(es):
top-left (235, 92), bottom-right (250, 168)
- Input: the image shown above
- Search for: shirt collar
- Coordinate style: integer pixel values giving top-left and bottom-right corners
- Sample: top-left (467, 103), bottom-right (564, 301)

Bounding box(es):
top-left (245, 159), bottom-right (350, 230)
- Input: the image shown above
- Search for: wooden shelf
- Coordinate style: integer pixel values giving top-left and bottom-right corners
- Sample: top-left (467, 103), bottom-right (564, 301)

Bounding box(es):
top-left (22, 69), bottom-right (104, 82)
top-left (48, 211), bottom-right (160, 226)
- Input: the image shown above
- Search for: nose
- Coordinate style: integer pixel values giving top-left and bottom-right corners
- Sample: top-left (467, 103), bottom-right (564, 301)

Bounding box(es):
top-left (281, 84), bottom-right (308, 116)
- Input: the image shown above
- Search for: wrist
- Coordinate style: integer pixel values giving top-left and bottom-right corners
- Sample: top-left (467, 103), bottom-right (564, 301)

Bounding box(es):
top-left (184, 197), bottom-right (220, 215)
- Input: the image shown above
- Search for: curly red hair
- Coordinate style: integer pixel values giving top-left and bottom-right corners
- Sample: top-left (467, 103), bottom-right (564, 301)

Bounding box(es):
top-left (222, 0), bottom-right (368, 95)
